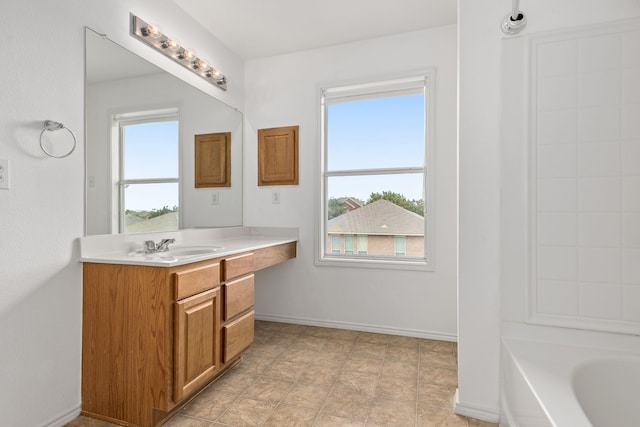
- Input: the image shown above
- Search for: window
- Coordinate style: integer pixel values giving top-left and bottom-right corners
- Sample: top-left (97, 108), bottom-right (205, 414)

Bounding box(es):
top-left (113, 109), bottom-right (179, 233)
top-left (344, 235), bottom-right (354, 254)
top-left (357, 235), bottom-right (368, 255)
top-left (319, 75), bottom-right (433, 269)
top-left (394, 236), bottom-right (406, 256)
top-left (331, 235), bottom-right (341, 254)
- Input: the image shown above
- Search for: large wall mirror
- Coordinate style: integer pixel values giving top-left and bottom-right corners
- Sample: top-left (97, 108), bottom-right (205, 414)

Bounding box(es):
top-left (85, 28), bottom-right (243, 235)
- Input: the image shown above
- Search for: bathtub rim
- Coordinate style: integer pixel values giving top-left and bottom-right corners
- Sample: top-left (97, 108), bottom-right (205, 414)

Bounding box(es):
top-left (501, 325), bottom-right (640, 427)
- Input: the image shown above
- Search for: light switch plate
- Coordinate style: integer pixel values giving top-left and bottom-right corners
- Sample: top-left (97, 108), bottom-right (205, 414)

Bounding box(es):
top-left (0, 159), bottom-right (9, 190)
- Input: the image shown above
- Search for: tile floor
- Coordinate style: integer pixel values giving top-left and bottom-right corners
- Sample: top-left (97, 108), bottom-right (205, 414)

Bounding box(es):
top-left (67, 321), bottom-right (498, 427)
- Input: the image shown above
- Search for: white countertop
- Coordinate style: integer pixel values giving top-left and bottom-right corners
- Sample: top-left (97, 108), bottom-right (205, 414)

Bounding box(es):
top-left (78, 226), bottom-right (298, 267)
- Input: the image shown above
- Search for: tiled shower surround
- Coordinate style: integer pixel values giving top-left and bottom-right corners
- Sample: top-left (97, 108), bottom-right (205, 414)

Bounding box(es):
top-left (531, 21), bottom-right (640, 334)
top-left (67, 321), bottom-right (496, 427)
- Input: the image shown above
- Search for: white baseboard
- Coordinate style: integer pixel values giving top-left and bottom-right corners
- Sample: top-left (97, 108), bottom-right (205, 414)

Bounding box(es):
top-left (255, 313), bottom-right (457, 342)
top-left (45, 404), bottom-right (81, 427)
top-left (454, 389), bottom-right (501, 424)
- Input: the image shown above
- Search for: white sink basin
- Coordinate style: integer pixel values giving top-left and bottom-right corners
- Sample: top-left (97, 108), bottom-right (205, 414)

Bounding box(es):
top-left (167, 246), bottom-right (223, 258)
top-left (128, 245), bottom-right (224, 260)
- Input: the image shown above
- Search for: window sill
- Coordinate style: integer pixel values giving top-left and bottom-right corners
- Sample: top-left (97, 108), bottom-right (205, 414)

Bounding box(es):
top-left (315, 254), bottom-right (434, 272)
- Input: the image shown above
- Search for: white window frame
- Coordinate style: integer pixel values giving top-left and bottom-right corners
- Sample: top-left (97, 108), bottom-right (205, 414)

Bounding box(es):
top-left (316, 73), bottom-right (435, 271)
top-left (110, 108), bottom-right (180, 234)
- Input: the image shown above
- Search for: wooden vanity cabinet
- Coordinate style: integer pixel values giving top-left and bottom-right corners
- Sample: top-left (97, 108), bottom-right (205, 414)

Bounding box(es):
top-left (81, 241), bottom-right (296, 427)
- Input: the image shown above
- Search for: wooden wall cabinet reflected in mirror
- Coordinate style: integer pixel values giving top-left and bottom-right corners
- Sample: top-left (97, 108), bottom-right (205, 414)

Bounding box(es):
top-left (258, 125), bottom-right (299, 186)
top-left (195, 132), bottom-right (231, 188)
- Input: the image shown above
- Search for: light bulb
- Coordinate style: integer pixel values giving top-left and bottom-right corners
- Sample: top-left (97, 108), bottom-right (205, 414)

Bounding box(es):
top-left (145, 23), bottom-right (162, 39)
top-left (161, 38), bottom-right (180, 51)
top-left (194, 59), bottom-right (209, 70)
top-left (179, 48), bottom-right (197, 62)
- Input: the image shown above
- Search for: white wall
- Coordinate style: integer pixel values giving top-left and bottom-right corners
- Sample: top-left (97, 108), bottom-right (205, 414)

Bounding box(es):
top-left (457, 0), bottom-right (640, 422)
top-left (86, 72), bottom-right (243, 235)
top-left (244, 26), bottom-right (458, 339)
top-left (0, 1), bottom-right (243, 425)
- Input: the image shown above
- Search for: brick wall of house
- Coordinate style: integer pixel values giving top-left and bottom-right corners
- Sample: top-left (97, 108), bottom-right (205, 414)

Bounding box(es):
top-left (327, 234), bottom-right (424, 257)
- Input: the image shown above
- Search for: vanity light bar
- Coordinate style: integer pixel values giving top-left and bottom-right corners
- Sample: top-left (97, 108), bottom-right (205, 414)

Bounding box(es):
top-left (130, 14), bottom-right (227, 91)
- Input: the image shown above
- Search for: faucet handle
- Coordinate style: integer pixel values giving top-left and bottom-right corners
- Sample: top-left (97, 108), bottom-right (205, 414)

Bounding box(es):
top-left (144, 240), bottom-right (157, 253)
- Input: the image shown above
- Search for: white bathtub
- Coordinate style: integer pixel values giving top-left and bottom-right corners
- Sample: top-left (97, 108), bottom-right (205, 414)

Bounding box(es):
top-left (502, 334), bottom-right (640, 427)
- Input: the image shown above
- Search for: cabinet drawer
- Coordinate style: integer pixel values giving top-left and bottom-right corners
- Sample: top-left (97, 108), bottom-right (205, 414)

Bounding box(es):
top-left (224, 274), bottom-right (255, 321)
top-left (223, 310), bottom-right (254, 362)
top-left (175, 262), bottom-right (221, 300)
top-left (223, 252), bottom-right (254, 280)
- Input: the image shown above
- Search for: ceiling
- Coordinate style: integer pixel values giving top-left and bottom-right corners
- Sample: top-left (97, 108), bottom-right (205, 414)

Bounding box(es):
top-left (173, 0), bottom-right (458, 60)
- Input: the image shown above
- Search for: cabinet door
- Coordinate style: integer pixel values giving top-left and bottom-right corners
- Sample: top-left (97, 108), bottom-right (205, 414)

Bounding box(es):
top-left (174, 287), bottom-right (221, 401)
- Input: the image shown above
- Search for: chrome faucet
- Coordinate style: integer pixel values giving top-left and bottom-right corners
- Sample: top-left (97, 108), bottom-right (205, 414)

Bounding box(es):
top-left (144, 238), bottom-right (175, 253)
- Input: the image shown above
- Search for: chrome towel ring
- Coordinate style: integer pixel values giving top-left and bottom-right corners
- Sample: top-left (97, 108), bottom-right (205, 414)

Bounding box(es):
top-left (40, 120), bottom-right (77, 158)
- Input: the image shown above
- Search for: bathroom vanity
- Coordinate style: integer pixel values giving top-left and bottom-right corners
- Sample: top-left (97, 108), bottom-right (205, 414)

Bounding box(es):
top-left (79, 227), bottom-right (297, 427)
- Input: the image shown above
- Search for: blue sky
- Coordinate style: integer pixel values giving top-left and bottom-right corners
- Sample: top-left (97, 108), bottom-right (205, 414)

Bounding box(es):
top-left (327, 93), bottom-right (425, 201)
top-left (123, 121), bottom-right (179, 211)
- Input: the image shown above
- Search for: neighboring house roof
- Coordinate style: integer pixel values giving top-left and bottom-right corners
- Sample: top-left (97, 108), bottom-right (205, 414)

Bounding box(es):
top-left (327, 199), bottom-right (424, 236)
top-left (343, 197), bottom-right (362, 211)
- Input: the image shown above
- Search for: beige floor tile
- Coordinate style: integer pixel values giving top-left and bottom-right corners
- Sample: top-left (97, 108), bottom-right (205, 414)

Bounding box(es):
top-left (243, 343), bottom-right (284, 360)
top-left (302, 325), bottom-right (339, 338)
top-left (358, 332), bottom-right (391, 345)
top-left (418, 383), bottom-right (457, 406)
top-left (386, 345), bottom-right (420, 364)
top-left (291, 335), bottom-right (330, 351)
top-left (233, 355), bottom-right (272, 375)
top-left (417, 404), bottom-right (469, 427)
top-left (263, 404), bottom-right (318, 427)
top-left (337, 369), bottom-right (379, 396)
top-left (387, 334), bottom-right (421, 349)
top-left (313, 413), bottom-right (365, 427)
top-left (64, 416), bottom-right (118, 426)
top-left (217, 397), bottom-right (277, 426)
top-left (180, 387), bottom-right (237, 420)
top-left (69, 322), bottom-right (467, 427)
top-left (382, 359), bottom-right (419, 379)
top-left (352, 341), bottom-right (387, 359)
top-left (279, 348), bottom-right (319, 364)
top-left (210, 371), bottom-right (257, 394)
top-left (366, 398), bottom-right (416, 426)
top-left (343, 354), bottom-right (384, 375)
top-left (282, 383), bottom-right (331, 410)
top-left (419, 366), bottom-right (458, 388)
top-left (298, 363), bottom-right (340, 387)
top-left (467, 418), bottom-right (498, 427)
top-left (324, 338), bottom-right (356, 353)
top-left (242, 376), bottom-right (294, 402)
top-left (263, 359), bottom-right (308, 381)
top-left (328, 329), bottom-right (362, 342)
top-left (375, 373), bottom-right (418, 402)
top-left (163, 414), bottom-right (213, 427)
top-left (421, 351), bottom-right (457, 370)
top-left (420, 339), bottom-right (457, 354)
top-left (313, 350), bottom-right (350, 367)
top-left (321, 386), bottom-right (373, 421)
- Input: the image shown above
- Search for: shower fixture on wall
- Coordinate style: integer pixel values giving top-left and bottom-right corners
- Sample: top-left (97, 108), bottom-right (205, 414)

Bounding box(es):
top-left (130, 14), bottom-right (227, 91)
top-left (501, 0), bottom-right (526, 35)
